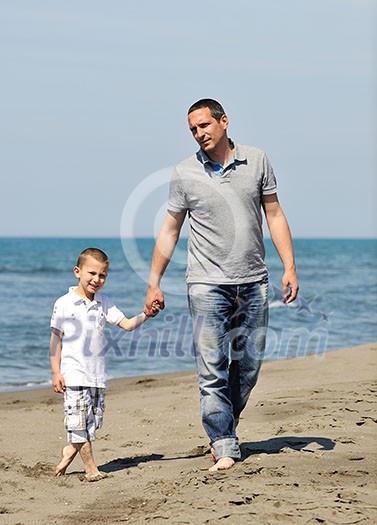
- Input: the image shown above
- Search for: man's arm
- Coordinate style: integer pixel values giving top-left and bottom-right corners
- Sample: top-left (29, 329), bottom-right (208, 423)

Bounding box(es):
top-left (50, 327), bottom-right (66, 393)
top-left (144, 210), bottom-right (187, 316)
top-left (262, 193), bottom-right (299, 303)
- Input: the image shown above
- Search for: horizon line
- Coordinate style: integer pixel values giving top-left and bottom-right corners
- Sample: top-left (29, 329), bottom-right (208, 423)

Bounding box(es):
top-left (0, 235), bottom-right (376, 241)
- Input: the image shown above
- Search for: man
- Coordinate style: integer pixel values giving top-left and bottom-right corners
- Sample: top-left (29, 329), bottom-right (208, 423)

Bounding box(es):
top-left (144, 98), bottom-right (298, 471)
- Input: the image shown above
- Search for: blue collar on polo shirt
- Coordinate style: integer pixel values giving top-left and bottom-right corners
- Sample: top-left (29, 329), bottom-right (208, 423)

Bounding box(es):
top-left (197, 140), bottom-right (246, 175)
top-left (199, 151), bottom-right (234, 176)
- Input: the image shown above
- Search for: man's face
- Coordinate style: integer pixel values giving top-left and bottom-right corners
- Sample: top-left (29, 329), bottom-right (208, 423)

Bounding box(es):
top-left (188, 107), bottom-right (228, 155)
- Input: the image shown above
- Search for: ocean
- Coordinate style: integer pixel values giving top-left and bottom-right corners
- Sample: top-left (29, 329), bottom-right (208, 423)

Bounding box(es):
top-left (0, 237), bottom-right (376, 392)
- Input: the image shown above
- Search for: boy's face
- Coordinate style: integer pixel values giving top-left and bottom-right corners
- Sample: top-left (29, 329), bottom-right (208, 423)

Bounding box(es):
top-left (73, 255), bottom-right (108, 300)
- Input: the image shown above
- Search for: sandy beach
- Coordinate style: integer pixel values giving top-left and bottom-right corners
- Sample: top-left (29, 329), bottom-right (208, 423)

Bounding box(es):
top-left (0, 343), bottom-right (376, 525)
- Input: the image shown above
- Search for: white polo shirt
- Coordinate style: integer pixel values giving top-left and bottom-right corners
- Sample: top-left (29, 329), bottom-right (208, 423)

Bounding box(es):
top-left (51, 287), bottom-right (125, 388)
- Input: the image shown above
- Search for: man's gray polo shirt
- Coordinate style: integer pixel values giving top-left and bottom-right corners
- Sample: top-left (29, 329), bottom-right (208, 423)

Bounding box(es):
top-left (168, 143), bottom-right (277, 285)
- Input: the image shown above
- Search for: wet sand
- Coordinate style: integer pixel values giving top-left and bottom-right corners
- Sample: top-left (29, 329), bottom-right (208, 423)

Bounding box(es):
top-left (0, 343), bottom-right (376, 524)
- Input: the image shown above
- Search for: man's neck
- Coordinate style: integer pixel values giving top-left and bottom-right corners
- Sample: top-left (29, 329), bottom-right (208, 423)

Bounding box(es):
top-left (206, 138), bottom-right (234, 167)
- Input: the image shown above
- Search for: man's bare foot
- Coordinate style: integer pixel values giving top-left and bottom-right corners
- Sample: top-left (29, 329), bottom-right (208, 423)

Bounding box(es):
top-left (55, 445), bottom-right (78, 476)
top-left (209, 456), bottom-right (235, 472)
top-left (84, 471), bottom-right (108, 482)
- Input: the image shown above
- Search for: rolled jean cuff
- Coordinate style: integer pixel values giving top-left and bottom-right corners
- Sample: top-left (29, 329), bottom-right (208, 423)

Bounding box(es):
top-left (211, 437), bottom-right (241, 460)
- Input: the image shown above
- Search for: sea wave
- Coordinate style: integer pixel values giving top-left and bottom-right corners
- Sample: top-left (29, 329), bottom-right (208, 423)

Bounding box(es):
top-left (0, 379), bottom-right (51, 393)
top-left (0, 266), bottom-right (63, 274)
top-left (0, 265), bottom-right (127, 274)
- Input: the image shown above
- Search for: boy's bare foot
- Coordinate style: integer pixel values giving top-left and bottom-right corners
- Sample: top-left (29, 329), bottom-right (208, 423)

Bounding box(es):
top-left (55, 444), bottom-right (78, 476)
top-left (209, 456), bottom-right (235, 472)
top-left (84, 471), bottom-right (108, 482)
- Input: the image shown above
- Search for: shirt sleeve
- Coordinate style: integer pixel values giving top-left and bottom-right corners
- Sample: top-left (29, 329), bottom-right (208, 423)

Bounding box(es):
top-left (102, 297), bottom-right (125, 326)
top-left (50, 299), bottom-right (64, 333)
top-left (167, 167), bottom-right (188, 212)
top-left (261, 153), bottom-right (277, 195)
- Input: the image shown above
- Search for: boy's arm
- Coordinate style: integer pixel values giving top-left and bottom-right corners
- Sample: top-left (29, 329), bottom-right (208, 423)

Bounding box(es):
top-left (117, 304), bottom-right (160, 332)
top-left (50, 328), bottom-right (66, 394)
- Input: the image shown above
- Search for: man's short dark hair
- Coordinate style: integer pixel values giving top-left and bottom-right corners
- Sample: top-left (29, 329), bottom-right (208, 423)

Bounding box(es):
top-left (188, 99), bottom-right (226, 122)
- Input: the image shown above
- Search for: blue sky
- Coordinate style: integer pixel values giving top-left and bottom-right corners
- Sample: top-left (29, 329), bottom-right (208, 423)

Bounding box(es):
top-left (1, 0), bottom-right (376, 238)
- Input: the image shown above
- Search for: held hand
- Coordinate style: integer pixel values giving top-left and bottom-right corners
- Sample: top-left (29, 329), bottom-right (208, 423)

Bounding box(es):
top-left (151, 301), bottom-right (161, 315)
top-left (52, 372), bottom-right (66, 394)
top-left (282, 269), bottom-right (299, 304)
top-left (144, 303), bottom-right (161, 318)
top-left (144, 286), bottom-right (165, 317)
top-left (145, 301), bottom-right (162, 318)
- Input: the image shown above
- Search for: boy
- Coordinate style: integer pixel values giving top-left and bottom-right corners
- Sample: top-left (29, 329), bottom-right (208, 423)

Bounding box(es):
top-left (50, 247), bottom-right (159, 481)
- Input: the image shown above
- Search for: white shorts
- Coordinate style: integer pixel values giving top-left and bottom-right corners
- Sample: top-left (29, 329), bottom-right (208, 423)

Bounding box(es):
top-left (63, 386), bottom-right (106, 443)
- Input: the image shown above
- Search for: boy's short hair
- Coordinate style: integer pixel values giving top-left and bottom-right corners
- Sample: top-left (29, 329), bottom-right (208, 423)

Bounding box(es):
top-left (77, 248), bottom-right (109, 268)
top-left (187, 98), bottom-right (226, 122)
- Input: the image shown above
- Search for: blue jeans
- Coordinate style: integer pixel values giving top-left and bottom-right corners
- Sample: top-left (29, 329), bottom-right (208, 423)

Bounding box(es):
top-left (188, 280), bottom-right (269, 460)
